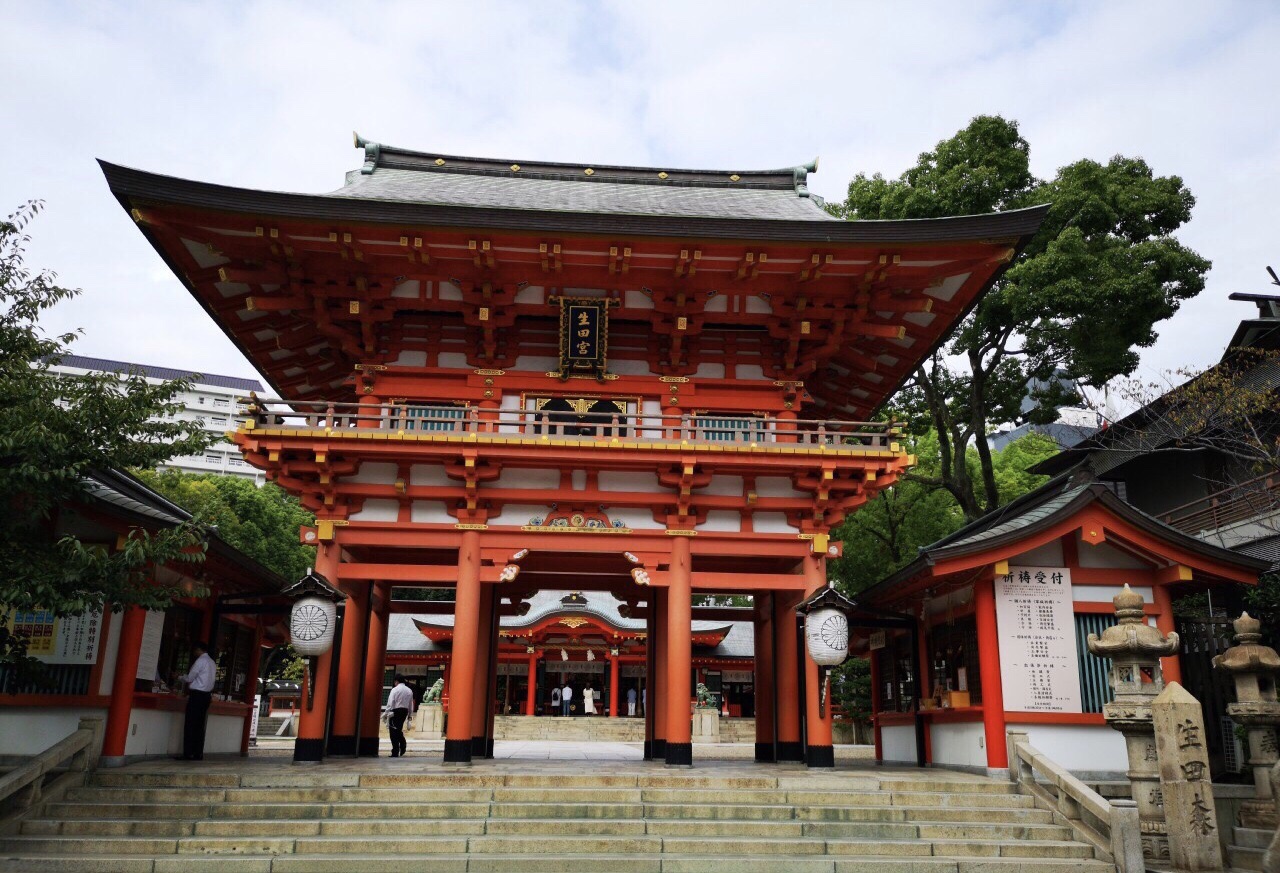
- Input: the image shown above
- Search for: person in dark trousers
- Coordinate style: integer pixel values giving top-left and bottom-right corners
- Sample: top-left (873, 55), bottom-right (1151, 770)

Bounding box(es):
top-left (175, 641), bottom-right (216, 761)
top-left (384, 674), bottom-right (414, 758)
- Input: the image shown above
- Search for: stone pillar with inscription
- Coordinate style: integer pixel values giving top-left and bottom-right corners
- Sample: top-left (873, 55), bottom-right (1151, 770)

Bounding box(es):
top-left (1212, 612), bottom-right (1280, 830)
top-left (1086, 584), bottom-right (1180, 863)
top-left (1152, 681), bottom-right (1225, 871)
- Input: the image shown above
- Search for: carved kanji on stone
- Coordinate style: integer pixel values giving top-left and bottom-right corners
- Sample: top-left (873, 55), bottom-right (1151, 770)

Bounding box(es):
top-left (1213, 611), bottom-right (1280, 830)
top-left (1152, 682), bottom-right (1224, 871)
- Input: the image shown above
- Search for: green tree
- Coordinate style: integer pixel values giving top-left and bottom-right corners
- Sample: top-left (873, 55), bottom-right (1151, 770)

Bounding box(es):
top-left (0, 202), bottom-right (211, 621)
top-left (134, 470), bottom-right (315, 582)
top-left (837, 116), bottom-right (1210, 520)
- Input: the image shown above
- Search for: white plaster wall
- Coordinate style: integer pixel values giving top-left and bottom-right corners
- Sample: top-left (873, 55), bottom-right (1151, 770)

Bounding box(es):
top-left (411, 501), bottom-right (453, 524)
top-left (495, 468), bottom-right (561, 490)
top-left (571, 470), bottom-right (587, 491)
top-left (756, 477), bottom-right (805, 498)
top-left (881, 724), bottom-right (917, 764)
top-left (624, 290), bottom-right (653, 309)
top-left (1075, 585), bottom-right (1153, 603)
top-left (514, 284), bottom-right (545, 305)
top-left (599, 472), bottom-right (661, 493)
top-left (206, 714), bottom-right (246, 755)
top-left (702, 475), bottom-right (745, 497)
top-left (438, 352), bottom-right (469, 369)
top-left (930, 721), bottom-right (988, 769)
top-left (735, 364), bottom-right (766, 380)
top-left (125, 709), bottom-right (183, 757)
top-left (99, 612), bottom-right (123, 695)
top-left (745, 296), bottom-right (771, 314)
top-left (704, 295), bottom-right (728, 313)
top-left (391, 279), bottom-right (419, 299)
top-left (1011, 540), bottom-right (1064, 566)
top-left (1077, 537), bottom-right (1150, 569)
top-left (498, 394), bottom-right (523, 434)
top-left (694, 363), bottom-right (726, 379)
top-left (487, 505), bottom-right (547, 526)
top-left (513, 356), bottom-right (559, 372)
top-left (394, 350), bottom-right (427, 366)
top-left (609, 508), bottom-right (663, 530)
top-left (699, 511), bottom-right (741, 532)
top-left (611, 358), bottom-right (652, 376)
top-left (1006, 723), bottom-right (1127, 775)
top-left (438, 282), bottom-right (463, 301)
top-left (348, 462), bottom-right (398, 485)
top-left (410, 465), bottom-right (453, 487)
top-left (0, 708), bottom-right (106, 755)
top-left (349, 499), bottom-right (399, 522)
top-left (753, 512), bottom-right (798, 533)
top-left (927, 273), bottom-right (969, 303)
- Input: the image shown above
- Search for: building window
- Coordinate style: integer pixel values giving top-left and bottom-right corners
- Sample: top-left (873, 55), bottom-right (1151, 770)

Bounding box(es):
top-left (210, 417), bottom-right (227, 426)
top-left (213, 398), bottom-right (229, 408)
top-left (693, 413), bottom-right (764, 442)
top-left (228, 457), bottom-right (246, 467)
top-left (1075, 613), bottom-right (1115, 713)
top-left (205, 454), bottom-right (222, 464)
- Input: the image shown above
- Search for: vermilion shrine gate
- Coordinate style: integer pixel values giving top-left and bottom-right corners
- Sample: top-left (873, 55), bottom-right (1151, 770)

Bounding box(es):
top-left (102, 138), bottom-right (1047, 766)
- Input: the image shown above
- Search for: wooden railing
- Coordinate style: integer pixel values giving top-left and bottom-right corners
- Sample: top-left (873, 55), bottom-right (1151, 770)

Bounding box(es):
top-left (0, 716), bottom-right (104, 834)
top-left (1159, 471), bottom-right (1280, 535)
top-left (1006, 730), bottom-right (1142, 873)
top-left (240, 399), bottom-right (900, 451)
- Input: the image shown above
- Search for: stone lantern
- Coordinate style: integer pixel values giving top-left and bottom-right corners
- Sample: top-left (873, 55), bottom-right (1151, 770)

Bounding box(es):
top-left (1213, 612), bottom-right (1280, 829)
top-left (1087, 584), bottom-right (1180, 862)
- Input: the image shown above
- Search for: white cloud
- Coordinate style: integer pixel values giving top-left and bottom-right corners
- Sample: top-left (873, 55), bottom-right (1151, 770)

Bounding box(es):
top-left (1, 0), bottom-right (1277, 388)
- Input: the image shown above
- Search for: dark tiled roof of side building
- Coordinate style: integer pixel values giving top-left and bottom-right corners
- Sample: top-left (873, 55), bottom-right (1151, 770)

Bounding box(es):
top-left (56, 355), bottom-right (263, 392)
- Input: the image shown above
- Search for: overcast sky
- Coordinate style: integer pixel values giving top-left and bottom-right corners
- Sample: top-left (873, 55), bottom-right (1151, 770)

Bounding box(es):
top-left (3, 1), bottom-right (1277, 397)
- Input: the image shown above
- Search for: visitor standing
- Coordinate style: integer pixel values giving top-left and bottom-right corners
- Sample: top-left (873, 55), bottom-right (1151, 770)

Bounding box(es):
top-left (583, 683), bottom-right (596, 715)
top-left (561, 682), bottom-right (574, 716)
top-left (384, 674), bottom-right (414, 758)
top-left (175, 642), bottom-right (215, 761)
top-left (627, 686), bottom-right (637, 717)
top-left (550, 684), bottom-right (561, 716)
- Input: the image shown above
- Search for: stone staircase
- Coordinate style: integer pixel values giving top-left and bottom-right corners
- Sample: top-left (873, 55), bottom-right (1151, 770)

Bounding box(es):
top-left (0, 761), bottom-right (1119, 872)
top-left (493, 715), bottom-right (647, 741)
top-left (1229, 824), bottom-right (1273, 872)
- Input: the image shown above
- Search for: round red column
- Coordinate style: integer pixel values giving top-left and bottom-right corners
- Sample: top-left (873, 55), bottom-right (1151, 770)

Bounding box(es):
top-left (239, 621), bottom-right (264, 756)
top-left (101, 606), bottom-right (147, 766)
top-left (443, 529), bottom-right (482, 764)
top-left (609, 653), bottom-right (620, 718)
top-left (1150, 583), bottom-right (1183, 685)
top-left (328, 581), bottom-right (369, 756)
top-left (294, 543), bottom-right (341, 763)
top-left (525, 650), bottom-right (538, 716)
top-left (752, 593), bottom-right (776, 762)
top-left (802, 554), bottom-right (835, 767)
top-left (359, 581), bottom-right (391, 756)
top-left (773, 590), bottom-right (804, 763)
top-left (665, 534), bottom-right (693, 766)
top-left (974, 574), bottom-right (1008, 770)
top-left (470, 585), bottom-right (495, 758)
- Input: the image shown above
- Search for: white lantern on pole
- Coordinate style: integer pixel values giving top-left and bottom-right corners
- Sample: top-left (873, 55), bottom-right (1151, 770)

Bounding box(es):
top-left (290, 596), bottom-right (338, 657)
top-left (805, 605), bottom-right (849, 718)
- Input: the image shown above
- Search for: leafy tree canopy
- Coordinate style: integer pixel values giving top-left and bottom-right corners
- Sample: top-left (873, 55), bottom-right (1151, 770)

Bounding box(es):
top-left (836, 116), bottom-right (1209, 520)
top-left (0, 202), bottom-right (212, 617)
top-left (133, 470), bottom-right (315, 583)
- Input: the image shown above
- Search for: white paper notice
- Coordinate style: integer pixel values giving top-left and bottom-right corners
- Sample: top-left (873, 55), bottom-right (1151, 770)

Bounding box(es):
top-left (135, 610), bottom-right (166, 682)
top-left (994, 566), bottom-right (1082, 713)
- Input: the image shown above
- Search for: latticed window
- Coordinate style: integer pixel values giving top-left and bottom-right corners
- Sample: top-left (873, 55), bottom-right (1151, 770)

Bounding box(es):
top-left (1075, 613), bottom-right (1117, 714)
top-left (693, 414), bottom-right (764, 442)
top-left (402, 404), bottom-right (466, 431)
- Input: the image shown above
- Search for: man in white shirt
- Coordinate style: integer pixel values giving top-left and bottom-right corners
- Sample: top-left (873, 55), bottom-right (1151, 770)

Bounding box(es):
top-left (176, 641), bottom-right (216, 761)
top-left (561, 683), bottom-right (574, 716)
top-left (383, 675), bottom-right (415, 758)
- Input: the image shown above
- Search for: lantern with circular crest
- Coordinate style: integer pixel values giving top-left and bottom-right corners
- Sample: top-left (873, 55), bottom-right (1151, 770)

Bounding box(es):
top-left (281, 569), bottom-right (346, 709)
top-left (796, 585), bottom-right (855, 717)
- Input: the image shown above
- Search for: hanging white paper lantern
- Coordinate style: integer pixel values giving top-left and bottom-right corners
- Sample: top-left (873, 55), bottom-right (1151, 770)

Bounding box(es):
top-left (290, 595), bottom-right (338, 657)
top-left (805, 606), bottom-right (849, 667)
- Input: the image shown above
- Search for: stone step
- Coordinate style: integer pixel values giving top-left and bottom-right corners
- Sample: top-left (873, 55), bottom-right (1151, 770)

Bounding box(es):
top-left (1234, 826), bottom-right (1274, 849)
top-left (1229, 844), bottom-right (1264, 872)
top-left (0, 857), bottom-right (1122, 873)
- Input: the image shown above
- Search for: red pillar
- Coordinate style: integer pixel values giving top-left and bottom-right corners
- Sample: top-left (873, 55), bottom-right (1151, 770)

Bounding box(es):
top-left (101, 606), bottom-right (146, 766)
top-left (328, 581), bottom-right (369, 756)
top-left (239, 621), bottom-right (264, 756)
top-left (752, 593), bottom-right (776, 762)
top-left (665, 534), bottom-right (693, 766)
top-left (443, 529), bottom-right (481, 764)
top-left (295, 542), bottom-right (340, 763)
top-left (801, 553), bottom-right (835, 767)
top-left (1150, 584), bottom-right (1183, 685)
top-left (471, 585), bottom-right (495, 757)
top-left (525, 651), bottom-right (538, 716)
top-left (974, 574), bottom-right (1008, 769)
top-left (359, 581), bottom-right (391, 756)
top-left (774, 590), bottom-right (803, 763)
top-left (609, 654), bottom-right (620, 718)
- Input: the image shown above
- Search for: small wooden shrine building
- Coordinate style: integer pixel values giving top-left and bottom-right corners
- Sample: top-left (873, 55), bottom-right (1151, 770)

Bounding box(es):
top-left (853, 473), bottom-right (1267, 776)
top-left (102, 136), bottom-right (1048, 766)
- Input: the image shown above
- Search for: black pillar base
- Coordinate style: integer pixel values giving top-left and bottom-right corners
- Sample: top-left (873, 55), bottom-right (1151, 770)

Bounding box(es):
top-left (652, 739), bottom-right (667, 759)
top-left (470, 736), bottom-right (487, 757)
top-left (485, 737), bottom-right (495, 759)
top-left (643, 740), bottom-right (652, 760)
top-left (664, 742), bottom-right (693, 767)
top-left (776, 740), bottom-right (804, 763)
top-left (805, 745), bottom-right (835, 768)
top-left (327, 734), bottom-right (357, 756)
top-left (443, 738), bottom-right (472, 764)
top-left (754, 742), bottom-right (776, 763)
top-left (357, 736), bottom-right (380, 757)
top-left (293, 737), bottom-right (325, 763)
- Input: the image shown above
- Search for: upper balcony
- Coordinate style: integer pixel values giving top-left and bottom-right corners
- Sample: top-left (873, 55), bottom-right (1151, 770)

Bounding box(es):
top-left (236, 399), bottom-right (905, 460)
top-left (1159, 471), bottom-right (1280, 545)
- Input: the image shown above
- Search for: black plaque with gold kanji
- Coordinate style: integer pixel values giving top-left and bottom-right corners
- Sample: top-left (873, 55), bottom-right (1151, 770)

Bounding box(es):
top-left (555, 297), bottom-right (610, 379)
